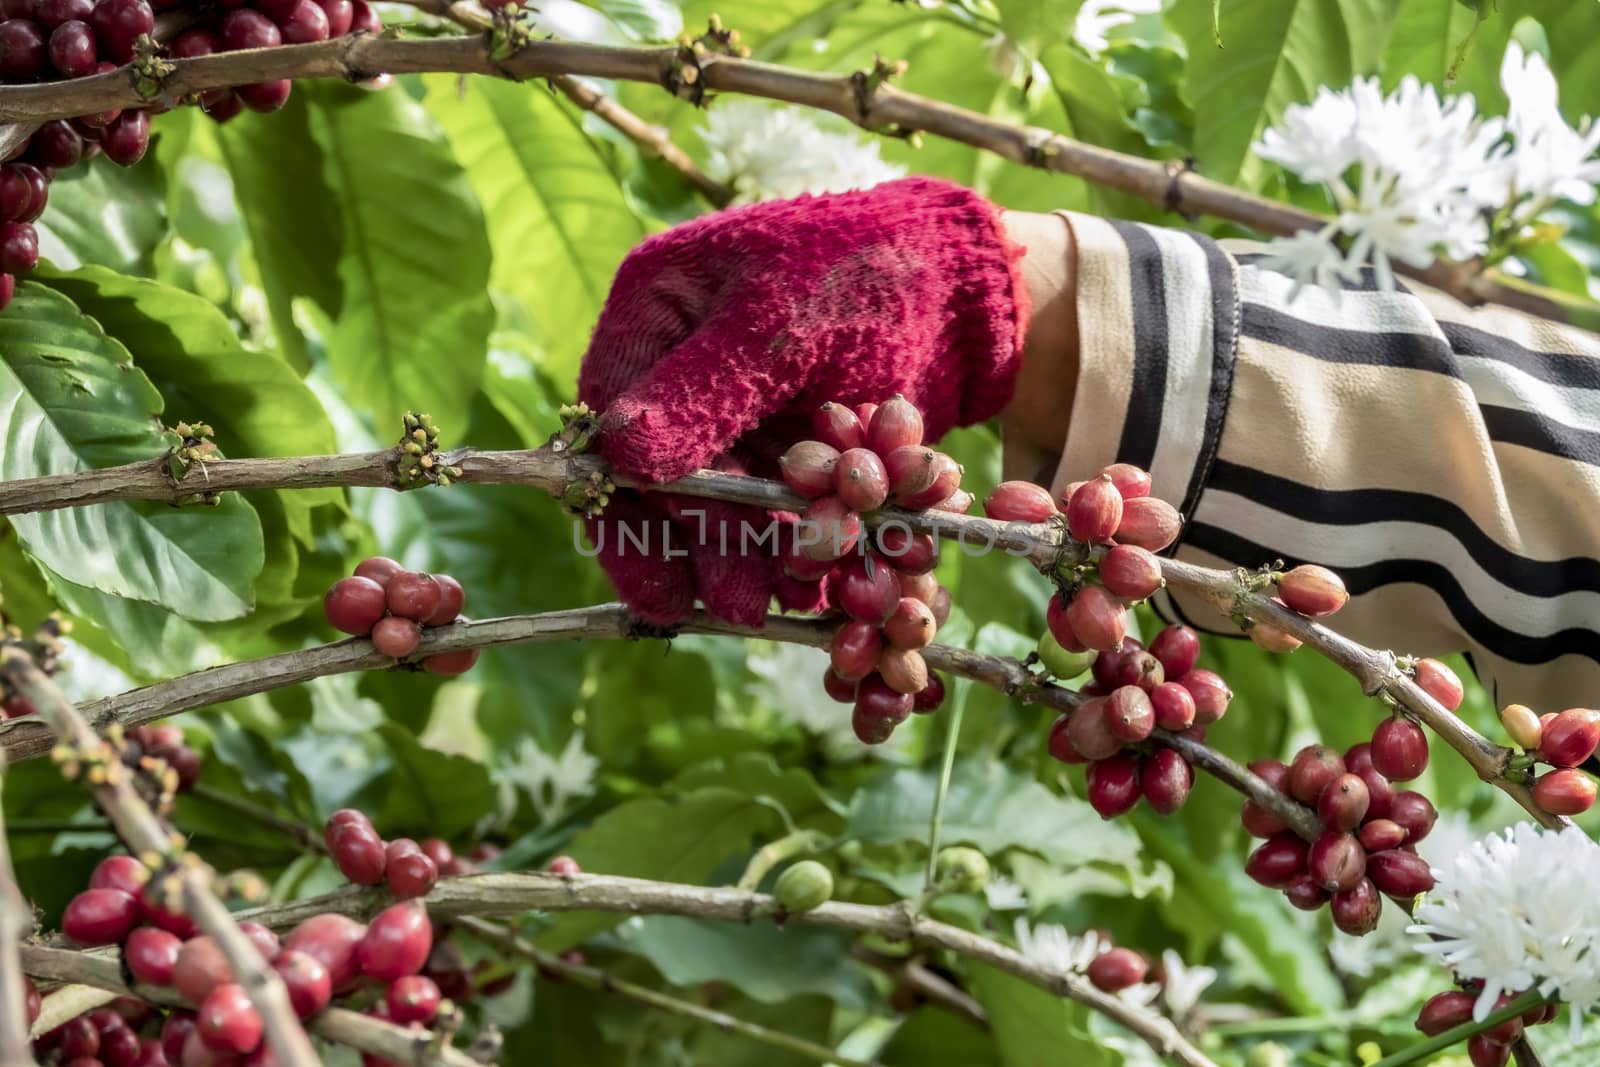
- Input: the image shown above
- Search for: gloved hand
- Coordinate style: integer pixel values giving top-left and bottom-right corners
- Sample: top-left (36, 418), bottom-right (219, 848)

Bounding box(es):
top-left (577, 176), bottom-right (1030, 626)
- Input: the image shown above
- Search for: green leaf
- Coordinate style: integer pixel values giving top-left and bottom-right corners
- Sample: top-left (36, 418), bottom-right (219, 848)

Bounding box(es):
top-left (1172, 0), bottom-right (1399, 187)
top-left (424, 75), bottom-right (645, 384)
top-left (846, 761), bottom-right (1143, 868)
top-left (670, 753), bottom-right (847, 828)
top-left (1379, 0), bottom-right (1512, 109)
top-left (538, 788), bottom-right (778, 950)
top-left (0, 282), bottom-right (263, 620)
top-left (591, 0), bottom-right (682, 40)
top-left (968, 966), bottom-right (1115, 1067)
top-left (214, 96), bottom-right (344, 372)
top-left (36, 153), bottom-right (169, 275)
top-left (375, 723), bottom-right (499, 839)
top-left (611, 917), bottom-right (872, 1007)
top-left (302, 82), bottom-right (495, 433)
top-left (882, 1006), bottom-right (1000, 1067)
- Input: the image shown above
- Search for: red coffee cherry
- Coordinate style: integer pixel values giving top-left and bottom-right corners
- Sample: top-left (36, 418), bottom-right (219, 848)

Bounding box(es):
top-left (1086, 946), bottom-right (1147, 992)
top-left (1467, 1035), bottom-right (1511, 1067)
top-left (1177, 669), bottom-right (1231, 724)
top-left (1389, 790), bottom-right (1438, 842)
top-left (160, 1013), bottom-right (196, 1063)
top-left (1371, 717), bottom-right (1430, 781)
top-left (52, 1016), bottom-right (99, 1060)
top-left (422, 574), bottom-right (465, 627)
top-left (883, 597), bottom-right (936, 650)
top-left (100, 108), bottom-right (151, 167)
top-left (830, 620), bottom-right (882, 682)
top-left (822, 667), bottom-right (857, 703)
top-left (353, 556), bottom-right (404, 587)
top-left (386, 845), bottom-right (439, 900)
top-left (237, 921), bottom-right (279, 961)
top-left (1309, 831), bottom-right (1366, 892)
top-left (174, 936), bottom-right (233, 1004)
top-left (91, 854), bottom-right (148, 896)
top-left (866, 394), bottom-right (924, 454)
top-left (1086, 754), bottom-right (1142, 819)
top-left (357, 902), bottom-right (433, 981)
top-left (1066, 476), bottom-right (1123, 544)
top-left (834, 447), bottom-right (890, 512)
top-left (100, 1024), bottom-right (141, 1067)
top-left (780, 441), bottom-right (841, 499)
top-left (279, 0), bottom-right (330, 42)
top-left (386, 571), bottom-right (442, 621)
top-left (197, 983), bottom-right (261, 1055)
top-left (1317, 773), bottom-right (1370, 831)
top-left (1098, 544), bottom-right (1163, 600)
top-left (1107, 649), bottom-right (1163, 692)
top-left (874, 525), bottom-right (936, 574)
top-left (983, 480), bottom-right (1057, 523)
top-left (883, 446), bottom-right (938, 502)
top-left (1142, 749), bottom-right (1193, 814)
top-left (139, 883), bottom-right (197, 940)
top-left (812, 402), bottom-right (864, 452)
top-left (271, 949), bottom-right (331, 1019)
top-left (331, 822), bottom-right (387, 885)
top-left (913, 672), bottom-right (946, 712)
top-left (547, 855), bottom-right (580, 875)
top-left (1344, 742), bottom-right (1396, 819)
top-left (1047, 714), bottom-right (1085, 764)
top-left (896, 452), bottom-right (962, 510)
top-left (1367, 849), bottom-right (1435, 899)
top-left (1287, 745), bottom-right (1346, 806)
top-left (1537, 708), bottom-right (1600, 767)
top-left (125, 926), bottom-right (182, 986)
top-left (1045, 592), bottom-right (1084, 653)
top-left (799, 496), bottom-right (861, 562)
top-left (1479, 993), bottom-right (1525, 1047)
top-left (1066, 698), bottom-right (1122, 761)
top-left (1277, 564), bottom-right (1348, 617)
top-left (1098, 462), bottom-right (1151, 500)
top-left (1149, 682), bottom-right (1196, 732)
top-left (1359, 819), bottom-right (1407, 852)
top-left (1245, 833), bottom-right (1309, 888)
top-left (284, 914), bottom-right (367, 992)
top-left (837, 553), bottom-right (899, 626)
top-left (423, 645), bottom-right (480, 676)
top-left (1330, 878), bottom-right (1383, 936)
top-left (1106, 685), bottom-right (1154, 742)
top-left (853, 675), bottom-right (911, 744)
top-left (1113, 496), bottom-right (1181, 551)
top-left (1412, 658), bottom-right (1464, 711)
top-left (1148, 625), bottom-right (1199, 679)
top-left (1416, 990), bottom-right (1474, 1035)
top-left (1066, 585), bottom-right (1127, 651)
top-left (386, 974), bottom-right (442, 1025)
top-left (878, 648), bottom-right (929, 695)
top-left (22, 976), bottom-right (38, 1027)
top-left (1532, 768), bottom-right (1597, 815)
top-left (63, 887), bottom-right (140, 946)
top-left (324, 576), bottom-right (387, 636)
top-left (91, 0), bottom-right (154, 62)
top-left (1283, 873), bottom-right (1329, 911)
top-left (371, 615), bottom-right (422, 658)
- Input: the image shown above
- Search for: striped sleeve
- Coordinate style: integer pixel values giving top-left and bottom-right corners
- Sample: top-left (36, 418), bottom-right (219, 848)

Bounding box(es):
top-left (1048, 211), bottom-right (1600, 712)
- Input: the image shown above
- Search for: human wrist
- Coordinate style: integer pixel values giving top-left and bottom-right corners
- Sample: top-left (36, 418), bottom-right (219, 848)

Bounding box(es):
top-left (999, 210), bottom-right (1079, 463)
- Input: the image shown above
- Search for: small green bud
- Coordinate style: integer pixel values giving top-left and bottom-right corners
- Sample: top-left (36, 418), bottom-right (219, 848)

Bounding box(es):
top-left (1244, 1043), bottom-right (1289, 1067)
top-left (934, 847), bottom-right (989, 894)
top-left (773, 860), bottom-right (834, 912)
top-left (1036, 631), bottom-right (1094, 680)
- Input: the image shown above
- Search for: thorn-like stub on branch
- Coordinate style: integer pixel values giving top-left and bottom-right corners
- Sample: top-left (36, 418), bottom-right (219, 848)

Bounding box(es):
top-left (1023, 133), bottom-right (1059, 169)
top-left (131, 36), bottom-right (174, 100)
top-left (849, 54), bottom-right (908, 128)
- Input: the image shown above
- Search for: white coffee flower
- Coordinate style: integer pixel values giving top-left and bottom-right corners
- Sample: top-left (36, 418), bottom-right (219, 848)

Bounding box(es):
top-left (1498, 43), bottom-right (1600, 217)
top-left (1410, 823), bottom-right (1600, 1035)
top-left (1159, 949), bottom-right (1216, 1019)
top-left (700, 101), bottom-right (906, 205)
top-left (983, 875), bottom-right (1028, 911)
top-left (1072, 0), bottom-right (1161, 55)
top-left (1013, 917), bottom-right (1108, 974)
top-left (1257, 226), bottom-right (1350, 297)
top-left (492, 732), bottom-right (598, 825)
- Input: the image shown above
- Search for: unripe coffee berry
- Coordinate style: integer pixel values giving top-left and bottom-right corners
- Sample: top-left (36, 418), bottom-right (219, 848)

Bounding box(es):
top-left (834, 447), bottom-right (889, 512)
top-left (1247, 605), bottom-right (1302, 653)
top-left (773, 860), bottom-right (834, 912)
top-left (1114, 496), bottom-right (1181, 551)
top-left (1066, 475), bottom-right (1122, 544)
top-left (883, 597), bottom-right (936, 650)
top-left (984, 480), bottom-right (1057, 523)
top-left (934, 846), bottom-right (990, 893)
top-left (1036, 632), bottom-right (1093, 680)
top-left (866, 394), bottom-right (923, 455)
top-left (1277, 564), bottom-right (1348, 617)
top-left (547, 855), bottom-right (581, 875)
top-left (1412, 657), bottom-right (1464, 711)
top-left (1086, 947), bottom-right (1147, 992)
top-left (878, 647), bottom-right (929, 694)
top-left (779, 440), bottom-right (839, 499)
top-left (1536, 708), bottom-right (1600, 767)
top-left (1099, 544), bottom-right (1163, 600)
top-left (1500, 703), bottom-right (1544, 751)
top-left (1371, 717), bottom-right (1429, 781)
top-left (1066, 585), bottom-right (1127, 651)
top-left (1086, 753), bottom-right (1142, 819)
top-left (812, 402), bottom-right (864, 452)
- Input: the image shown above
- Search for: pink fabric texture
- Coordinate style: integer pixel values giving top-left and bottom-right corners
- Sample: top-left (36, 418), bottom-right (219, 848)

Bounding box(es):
top-left (577, 177), bottom-right (1030, 626)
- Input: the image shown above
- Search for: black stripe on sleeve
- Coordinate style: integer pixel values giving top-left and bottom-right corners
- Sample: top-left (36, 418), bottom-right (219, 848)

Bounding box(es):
top-left (1207, 459), bottom-right (1600, 597)
top-left (1479, 405), bottom-right (1600, 467)
top-left (1108, 220), bottom-right (1167, 470)
top-left (1183, 521), bottom-right (1600, 666)
top-left (1442, 321), bottom-right (1600, 390)
top-left (1178, 232), bottom-right (1240, 522)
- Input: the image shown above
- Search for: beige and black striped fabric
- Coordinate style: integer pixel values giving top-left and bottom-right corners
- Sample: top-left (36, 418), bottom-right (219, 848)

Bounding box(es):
top-left (1050, 210), bottom-right (1600, 712)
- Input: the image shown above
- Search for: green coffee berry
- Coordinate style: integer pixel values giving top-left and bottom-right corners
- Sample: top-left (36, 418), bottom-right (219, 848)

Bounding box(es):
top-left (773, 860), bottom-right (834, 912)
top-left (934, 846), bottom-right (989, 893)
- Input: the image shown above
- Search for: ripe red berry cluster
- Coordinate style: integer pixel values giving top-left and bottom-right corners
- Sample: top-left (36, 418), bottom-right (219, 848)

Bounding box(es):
top-left (1497, 702), bottom-right (1599, 816)
top-left (323, 556), bottom-right (479, 675)
top-left (781, 397), bottom-right (962, 745)
top-left (1414, 986), bottom-right (1560, 1067)
top-left (325, 808), bottom-right (479, 898)
top-left (1242, 736), bottom-right (1438, 936)
top-left (1046, 624), bottom-right (1225, 818)
top-left (31, 998), bottom-right (169, 1067)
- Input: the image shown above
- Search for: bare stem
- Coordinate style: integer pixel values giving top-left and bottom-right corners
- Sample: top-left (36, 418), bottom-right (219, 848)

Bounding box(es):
top-left (0, 751), bottom-right (38, 1067)
top-left (0, 34), bottom-right (1568, 319)
top-left (0, 650), bottom-right (321, 1067)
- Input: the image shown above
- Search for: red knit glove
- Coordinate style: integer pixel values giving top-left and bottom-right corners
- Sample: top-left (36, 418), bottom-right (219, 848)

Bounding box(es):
top-left (577, 177), bottom-right (1030, 626)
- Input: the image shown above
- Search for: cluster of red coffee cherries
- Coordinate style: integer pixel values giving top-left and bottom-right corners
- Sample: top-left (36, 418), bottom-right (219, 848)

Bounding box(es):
top-left (1414, 986), bottom-right (1561, 1067)
top-left (322, 557), bottom-right (479, 675)
top-left (1497, 702), bottom-right (1599, 816)
top-left (1242, 730), bottom-right (1438, 936)
top-left (782, 397), bottom-right (963, 744)
top-left (324, 808), bottom-right (480, 898)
